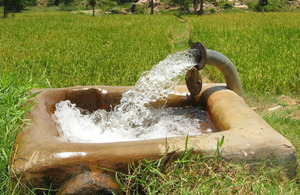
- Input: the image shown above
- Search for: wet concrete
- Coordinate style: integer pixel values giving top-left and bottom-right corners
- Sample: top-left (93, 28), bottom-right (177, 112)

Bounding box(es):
top-left (11, 84), bottom-right (296, 194)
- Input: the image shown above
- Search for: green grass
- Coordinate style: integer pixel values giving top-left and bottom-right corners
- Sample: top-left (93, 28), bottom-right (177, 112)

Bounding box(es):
top-left (0, 11), bottom-right (299, 194)
top-left (116, 148), bottom-right (299, 194)
top-left (0, 74), bottom-right (41, 194)
top-left (23, 6), bottom-right (60, 12)
top-left (2, 12), bottom-right (299, 95)
top-left (0, 12), bottom-right (175, 88)
top-left (189, 12), bottom-right (300, 95)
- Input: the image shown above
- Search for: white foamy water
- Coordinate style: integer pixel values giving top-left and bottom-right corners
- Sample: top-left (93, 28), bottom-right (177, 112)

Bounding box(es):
top-left (54, 49), bottom-right (212, 143)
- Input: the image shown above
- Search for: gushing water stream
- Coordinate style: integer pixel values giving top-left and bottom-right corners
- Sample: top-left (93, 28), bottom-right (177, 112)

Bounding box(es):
top-left (54, 49), bottom-right (213, 143)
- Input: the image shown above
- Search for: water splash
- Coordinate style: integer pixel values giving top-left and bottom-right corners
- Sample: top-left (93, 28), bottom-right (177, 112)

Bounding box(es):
top-left (54, 49), bottom-right (212, 143)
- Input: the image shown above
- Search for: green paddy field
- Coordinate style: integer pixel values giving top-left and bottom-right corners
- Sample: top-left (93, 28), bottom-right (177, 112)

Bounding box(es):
top-left (0, 11), bottom-right (299, 194)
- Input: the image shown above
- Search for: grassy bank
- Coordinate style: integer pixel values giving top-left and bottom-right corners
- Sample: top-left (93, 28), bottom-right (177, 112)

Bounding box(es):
top-left (0, 75), bottom-right (39, 194)
top-left (0, 12), bottom-right (299, 194)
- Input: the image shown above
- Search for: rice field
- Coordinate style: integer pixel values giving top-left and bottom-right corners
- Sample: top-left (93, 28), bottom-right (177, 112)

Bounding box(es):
top-left (189, 12), bottom-right (300, 94)
top-left (1, 12), bottom-right (299, 94)
top-left (0, 12), bottom-right (176, 87)
top-left (0, 11), bottom-right (299, 194)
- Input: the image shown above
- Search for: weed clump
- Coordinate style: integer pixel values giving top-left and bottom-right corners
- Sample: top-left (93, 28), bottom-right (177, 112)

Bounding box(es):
top-left (116, 146), bottom-right (298, 194)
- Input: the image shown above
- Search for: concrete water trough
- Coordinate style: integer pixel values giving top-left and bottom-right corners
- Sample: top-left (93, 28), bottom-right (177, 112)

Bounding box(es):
top-left (11, 43), bottom-right (296, 194)
top-left (11, 84), bottom-right (296, 194)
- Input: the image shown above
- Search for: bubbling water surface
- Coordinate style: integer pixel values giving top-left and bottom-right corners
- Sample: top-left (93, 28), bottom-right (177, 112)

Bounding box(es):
top-left (54, 49), bottom-right (212, 143)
